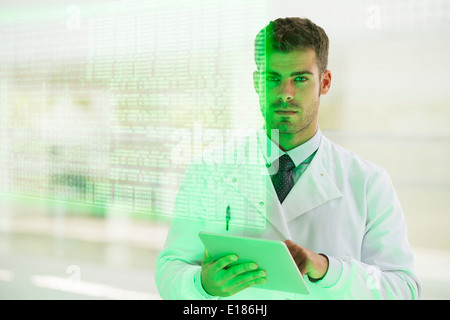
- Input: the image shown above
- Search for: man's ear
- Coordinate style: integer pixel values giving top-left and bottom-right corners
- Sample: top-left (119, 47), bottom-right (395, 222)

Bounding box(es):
top-left (253, 70), bottom-right (261, 95)
top-left (320, 70), bottom-right (332, 96)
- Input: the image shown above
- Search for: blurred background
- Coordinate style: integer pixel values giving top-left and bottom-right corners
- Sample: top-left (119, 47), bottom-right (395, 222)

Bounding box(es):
top-left (0, 0), bottom-right (449, 299)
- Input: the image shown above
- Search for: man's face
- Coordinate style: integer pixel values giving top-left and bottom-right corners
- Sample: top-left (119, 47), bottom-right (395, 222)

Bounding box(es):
top-left (253, 48), bottom-right (331, 138)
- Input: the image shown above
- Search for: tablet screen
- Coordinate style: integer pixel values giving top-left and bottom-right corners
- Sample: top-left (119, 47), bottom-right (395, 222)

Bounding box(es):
top-left (198, 231), bottom-right (309, 295)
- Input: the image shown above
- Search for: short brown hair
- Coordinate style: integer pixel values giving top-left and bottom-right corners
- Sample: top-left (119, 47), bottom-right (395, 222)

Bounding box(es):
top-left (254, 17), bottom-right (329, 73)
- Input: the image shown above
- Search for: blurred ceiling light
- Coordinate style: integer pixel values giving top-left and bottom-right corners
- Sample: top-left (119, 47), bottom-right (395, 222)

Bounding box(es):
top-left (0, 269), bottom-right (14, 282)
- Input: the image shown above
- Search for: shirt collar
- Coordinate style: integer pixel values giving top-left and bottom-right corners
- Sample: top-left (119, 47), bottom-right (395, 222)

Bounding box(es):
top-left (257, 126), bottom-right (322, 168)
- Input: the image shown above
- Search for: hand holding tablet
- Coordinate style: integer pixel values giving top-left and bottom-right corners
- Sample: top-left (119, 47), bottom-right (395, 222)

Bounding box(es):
top-left (198, 232), bottom-right (310, 296)
top-left (200, 249), bottom-right (267, 297)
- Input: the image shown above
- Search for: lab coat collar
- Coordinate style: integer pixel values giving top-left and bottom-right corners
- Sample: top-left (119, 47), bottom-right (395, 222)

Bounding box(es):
top-left (281, 136), bottom-right (344, 223)
top-left (222, 155), bottom-right (291, 239)
top-left (257, 126), bottom-right (322, 168)
top-left (222, 131), bottom-right (343, 237)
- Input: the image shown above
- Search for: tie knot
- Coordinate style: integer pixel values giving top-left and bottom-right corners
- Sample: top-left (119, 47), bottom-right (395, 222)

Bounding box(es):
top-left (274, 154), bottom-right (295, 173)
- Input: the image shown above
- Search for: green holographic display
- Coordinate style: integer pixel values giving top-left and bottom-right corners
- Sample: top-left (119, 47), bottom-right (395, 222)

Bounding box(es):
top-left (0, 0), bottom-right (268, 227)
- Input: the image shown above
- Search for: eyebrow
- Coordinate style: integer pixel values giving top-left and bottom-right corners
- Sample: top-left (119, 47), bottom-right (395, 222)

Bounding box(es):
top-left (264, 70), bottom-right (314, 77)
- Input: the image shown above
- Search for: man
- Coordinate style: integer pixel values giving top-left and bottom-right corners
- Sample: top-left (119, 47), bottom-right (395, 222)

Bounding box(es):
top-left (155, 17), bottom-right (420, 299)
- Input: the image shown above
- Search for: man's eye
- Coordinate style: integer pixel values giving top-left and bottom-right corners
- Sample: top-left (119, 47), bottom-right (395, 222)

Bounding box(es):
top-left (295, 76), bottom-right (307, 82)
top-left (266, 76), bottom-right (279, 82)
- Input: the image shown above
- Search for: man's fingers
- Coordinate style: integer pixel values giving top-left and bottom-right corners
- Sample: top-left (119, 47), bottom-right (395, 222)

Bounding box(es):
top-left (284, 239), bottom-right (295, 251)
top-left (233, 269), bottom-right (266, 286)
top-left (297, 263), bottom-right (307, 276)
top-left (202, 249), bottom-right (213, 265)
top-left (201, 254), bottom-right (267, 297)
top-left (223, 262), bottom-right (258, 281)
top-left (283, 240), bottom-right (309, 275)
top-left (211, 254), bottom-right (238, 273)
top-left (228, 274), bottom-right (267, 296)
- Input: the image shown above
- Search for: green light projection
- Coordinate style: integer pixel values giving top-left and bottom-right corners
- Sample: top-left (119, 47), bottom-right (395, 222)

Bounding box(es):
top-left (0, 0), bottom-right (268, 227)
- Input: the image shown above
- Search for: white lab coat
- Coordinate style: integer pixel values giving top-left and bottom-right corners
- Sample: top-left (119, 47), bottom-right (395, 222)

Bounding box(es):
top-left (155, 132), bottom-right (420, 300)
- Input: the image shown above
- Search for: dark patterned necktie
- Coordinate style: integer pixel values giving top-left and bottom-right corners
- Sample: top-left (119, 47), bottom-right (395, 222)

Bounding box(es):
top-left (271, 154), bottom-right (295, 203)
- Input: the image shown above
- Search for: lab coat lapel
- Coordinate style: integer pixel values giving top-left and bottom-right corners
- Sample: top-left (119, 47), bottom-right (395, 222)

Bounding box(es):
top-left (281, 138), bottom-right (343, 223)
top-left (221, 132), bottom-right (344, 239)
top-left (264, 174), bottom-right (292, 239)
top-left (222, 159), bottom-right (267, 217)
top-left (223, 161), bottom-right (292, 239)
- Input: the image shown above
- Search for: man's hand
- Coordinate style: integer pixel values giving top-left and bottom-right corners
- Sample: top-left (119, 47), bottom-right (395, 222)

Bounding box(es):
top-left (284, 240), bottom-right (329, 281)
top-left (200, 250), bottom-right (266, 297)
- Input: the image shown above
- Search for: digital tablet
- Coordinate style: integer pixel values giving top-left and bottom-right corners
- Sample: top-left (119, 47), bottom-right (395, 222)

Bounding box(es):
top-left (198, 231), bottom-right (309, 295)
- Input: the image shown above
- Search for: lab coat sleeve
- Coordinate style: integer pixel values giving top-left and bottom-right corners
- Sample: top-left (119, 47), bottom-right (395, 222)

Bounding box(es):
top-left (155, 163), bottom-right (218, 300)
top-left (315, 168), bottom-right (421, 299)
top-left (155, 216), bottom-right (216, 299)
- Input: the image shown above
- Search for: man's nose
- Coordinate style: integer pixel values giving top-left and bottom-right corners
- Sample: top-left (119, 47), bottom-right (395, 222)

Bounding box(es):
top-left (277, 80), bottom-right (295, 102)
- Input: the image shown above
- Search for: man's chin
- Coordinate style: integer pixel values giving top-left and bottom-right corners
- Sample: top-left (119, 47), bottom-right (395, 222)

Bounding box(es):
top-left (271, 122), bottom-right (298, 134)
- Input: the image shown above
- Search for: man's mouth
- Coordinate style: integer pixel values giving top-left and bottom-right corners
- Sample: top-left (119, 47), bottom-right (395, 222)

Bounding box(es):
top-left (275, 110), bottom-right (297, 115)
